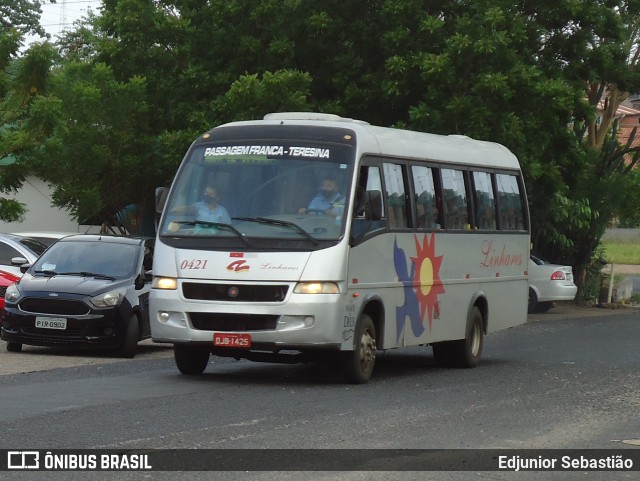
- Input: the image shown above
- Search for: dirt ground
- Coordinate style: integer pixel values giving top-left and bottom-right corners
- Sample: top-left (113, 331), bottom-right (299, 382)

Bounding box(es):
top-left (602, 263), bottom-right (640, 275)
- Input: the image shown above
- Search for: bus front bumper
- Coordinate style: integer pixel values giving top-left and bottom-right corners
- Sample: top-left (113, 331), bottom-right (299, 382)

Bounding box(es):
top-left (150, 292), bottom-right (348, 350)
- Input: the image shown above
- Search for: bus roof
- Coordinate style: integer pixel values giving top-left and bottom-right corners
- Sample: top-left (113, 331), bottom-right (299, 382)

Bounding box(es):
top-left (215, 112), bottom-right (520, 170)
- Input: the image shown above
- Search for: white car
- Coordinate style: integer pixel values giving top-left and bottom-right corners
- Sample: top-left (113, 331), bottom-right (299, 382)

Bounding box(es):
top-left (528, 255), bottom-right (578, 313)
top-left (0, 234), bottom-right (48, 276)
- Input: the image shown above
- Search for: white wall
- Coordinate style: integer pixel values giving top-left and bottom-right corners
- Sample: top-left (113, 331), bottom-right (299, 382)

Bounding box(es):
top-left (0, 176), bottom-right (94, 233)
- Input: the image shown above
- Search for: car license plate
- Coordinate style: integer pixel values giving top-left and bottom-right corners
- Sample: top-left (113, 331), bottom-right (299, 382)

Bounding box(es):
top-left (213, 332), bottom-right (251, 348)
top-left (35, 317), bottom-right (67, 330)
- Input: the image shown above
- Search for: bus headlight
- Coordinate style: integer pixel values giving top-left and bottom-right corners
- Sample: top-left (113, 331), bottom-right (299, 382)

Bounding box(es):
top-left (152, 276), bottom-right (178, 290)
top-left (293, 282), bottom-right (340, 294)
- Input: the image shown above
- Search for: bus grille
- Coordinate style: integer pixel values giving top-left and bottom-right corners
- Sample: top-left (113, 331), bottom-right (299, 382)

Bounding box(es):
top-left (19, 298), bottom-right (90, 316)
top-left (189, 313), bottom-right (279, 331)
top-left (182, 283), bottom-right (288, 302)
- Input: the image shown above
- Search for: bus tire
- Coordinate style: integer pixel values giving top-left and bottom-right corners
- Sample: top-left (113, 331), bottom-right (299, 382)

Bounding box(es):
top-left (450, 306), bottom-right (484, 368)
top-left (528, 288), bottom-right (538, 314)
top-left (343, 314), bottom-right (376, 384)
top-left (174, 344), bottom-right (210, 375)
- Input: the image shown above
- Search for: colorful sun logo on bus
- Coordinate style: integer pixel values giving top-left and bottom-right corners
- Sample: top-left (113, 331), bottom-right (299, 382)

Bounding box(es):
top-left (394, 233), bottom-right (445, 341)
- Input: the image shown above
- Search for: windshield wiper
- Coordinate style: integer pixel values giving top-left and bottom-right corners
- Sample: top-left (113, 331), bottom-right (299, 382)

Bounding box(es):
top-left (170, 220), bottom-right (252, 247)
top-left (233, 217), bottom-right (318, 245)
top-left (34, 269), bottom-right (58, 277)
top-left (55, 272), bottom-right (116, 280)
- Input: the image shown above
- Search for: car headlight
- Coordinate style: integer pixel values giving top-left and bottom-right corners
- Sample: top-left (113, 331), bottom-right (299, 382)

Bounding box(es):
top-left (90, 288), bottom-right (126, 308)
top-left (5, 283), bottom-right (20, 303)
top-left (152, 277), bottom-right (177, 290)
top-left (293, 282), bottom-right (340, 294)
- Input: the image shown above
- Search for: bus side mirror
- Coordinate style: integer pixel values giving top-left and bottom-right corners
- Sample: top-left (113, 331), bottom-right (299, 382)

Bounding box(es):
top-left (155, 187), bottom-right (169, 214)
top-left (364, 191), bottom-right (382, 221)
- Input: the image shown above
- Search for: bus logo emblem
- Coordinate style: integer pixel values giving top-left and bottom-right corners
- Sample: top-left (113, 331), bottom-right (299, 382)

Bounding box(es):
top-left (227, 260), bottom-right (250, 272)
top-left (394, 233), bottom-right (445, 341)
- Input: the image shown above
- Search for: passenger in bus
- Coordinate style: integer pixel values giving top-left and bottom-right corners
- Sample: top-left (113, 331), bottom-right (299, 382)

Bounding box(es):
top-left (167, 184), bottom-right (231, 232)
top-left (416, 192), bottom-right (441, 229)
top-left (298, 178), bottom-right (345, 218)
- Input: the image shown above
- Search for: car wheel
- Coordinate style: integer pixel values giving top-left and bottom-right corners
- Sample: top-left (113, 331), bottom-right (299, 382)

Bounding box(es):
top-left (6, 341), bottom-right (22, 352)
top-left (528, 288), bottom-right (538, 314)
top-left (118, 314), bottom-right (139, 358)
top-left (535, 301), bottom-right (553, 313)
top-left (342, 314), bottom-right (376, 384)
top-left (174, 344), bottom-right (210, 375)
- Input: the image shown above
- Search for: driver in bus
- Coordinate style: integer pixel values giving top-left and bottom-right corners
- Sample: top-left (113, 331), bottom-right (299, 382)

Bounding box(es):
top-left (298, 178), bottom-right (345, 218)
top-left (168, 184), bottom-right (231, 232)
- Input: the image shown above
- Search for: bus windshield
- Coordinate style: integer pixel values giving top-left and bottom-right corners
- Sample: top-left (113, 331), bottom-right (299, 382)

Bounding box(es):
top-left (159, 141), bottom-right (355, 246)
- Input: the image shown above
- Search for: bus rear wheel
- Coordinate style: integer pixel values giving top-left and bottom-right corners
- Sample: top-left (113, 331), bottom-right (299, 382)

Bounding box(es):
top-left (174, 344), bottom-right (210, 375)
top-left (433, 307), bottom-right (483, 368)
top-left (343, 314), bottom-right (376, 384)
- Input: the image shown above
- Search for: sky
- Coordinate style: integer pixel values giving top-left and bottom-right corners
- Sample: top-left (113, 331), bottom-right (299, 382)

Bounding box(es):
top-left (26, 0), bottom-right (101, 45)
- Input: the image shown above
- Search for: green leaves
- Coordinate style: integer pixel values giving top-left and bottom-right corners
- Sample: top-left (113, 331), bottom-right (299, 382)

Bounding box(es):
top-left (1, 0), bottom-right (639, 256)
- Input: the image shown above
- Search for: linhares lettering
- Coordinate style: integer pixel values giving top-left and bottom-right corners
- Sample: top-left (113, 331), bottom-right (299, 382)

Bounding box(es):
top-left (260, 262), bottom-right (299, 271)
top-left (480, 240), bottom-right (523, 268)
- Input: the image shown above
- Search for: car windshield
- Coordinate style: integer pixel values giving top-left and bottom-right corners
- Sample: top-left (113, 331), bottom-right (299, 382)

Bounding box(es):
top-left (32, 240), bottom-right (140, 279)
top-left (159, 140), bottom-right (355, 244)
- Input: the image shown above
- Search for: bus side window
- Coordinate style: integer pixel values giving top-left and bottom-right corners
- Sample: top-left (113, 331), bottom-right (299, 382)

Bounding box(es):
top-left (383, 163), bottom-right (408, 229)
top-left (412, 165), bottom-right (440, 229)
top-left (441, 168), bottom-right (469, 230)
top-left (496, 173), bottom-right (525, 230)
top-left (472, 171), bottom-right (497, 230)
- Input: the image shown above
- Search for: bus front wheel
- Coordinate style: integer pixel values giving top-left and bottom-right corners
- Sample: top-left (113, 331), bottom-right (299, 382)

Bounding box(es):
top-left (174, 344), bottom-right (210, 375)
top-left (343, 314), bottom-right (377, 384)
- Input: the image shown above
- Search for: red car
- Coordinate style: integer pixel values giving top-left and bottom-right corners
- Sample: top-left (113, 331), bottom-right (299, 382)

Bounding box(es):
top-left (0, 270), bottom-right (21, 317)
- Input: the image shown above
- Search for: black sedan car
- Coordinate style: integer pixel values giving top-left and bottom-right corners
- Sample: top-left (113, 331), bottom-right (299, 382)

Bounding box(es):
top-left (1, 235), bottom-right (153, 357)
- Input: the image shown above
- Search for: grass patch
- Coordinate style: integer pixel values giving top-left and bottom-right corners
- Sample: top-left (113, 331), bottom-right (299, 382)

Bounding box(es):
top-left (600, 241), bottom-right (640, 265)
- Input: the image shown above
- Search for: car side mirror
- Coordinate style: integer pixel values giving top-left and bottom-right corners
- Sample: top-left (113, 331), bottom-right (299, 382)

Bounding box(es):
top-left (20, 263), bottom-right (31, 274)
top-left (135, 273), bottom-right (146, 290)
top-left (11, 256), bottom-right (28, 267)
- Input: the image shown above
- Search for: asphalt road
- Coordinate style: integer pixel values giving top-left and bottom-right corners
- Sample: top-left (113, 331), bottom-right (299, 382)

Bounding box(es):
top-left (2, 308), bottom-right (640, 481)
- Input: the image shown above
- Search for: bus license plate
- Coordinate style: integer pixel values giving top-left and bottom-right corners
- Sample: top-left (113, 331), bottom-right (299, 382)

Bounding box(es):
top-left (213, 333), bottom-right (251, 348)
top-left (35, 317), bottom-right (67, 330)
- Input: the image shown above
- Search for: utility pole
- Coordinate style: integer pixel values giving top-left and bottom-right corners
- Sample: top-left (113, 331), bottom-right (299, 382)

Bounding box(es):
top-left (59, 0), bottom-right (68, 31)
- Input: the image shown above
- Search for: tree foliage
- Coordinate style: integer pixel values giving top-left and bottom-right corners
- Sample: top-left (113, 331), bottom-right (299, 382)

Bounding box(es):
top-left (0, 0), bottom-right (51, 222)
top-left (2, 0), bottom-right (640, 292)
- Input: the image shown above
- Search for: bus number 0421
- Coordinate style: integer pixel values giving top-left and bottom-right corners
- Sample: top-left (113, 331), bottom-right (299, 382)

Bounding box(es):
top-left (180, 259), bottom-right (208, 270)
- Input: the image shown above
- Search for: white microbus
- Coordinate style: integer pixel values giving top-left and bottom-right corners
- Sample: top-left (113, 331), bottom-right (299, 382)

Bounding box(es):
top-left (151, 112), bottom-right (530, 383)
